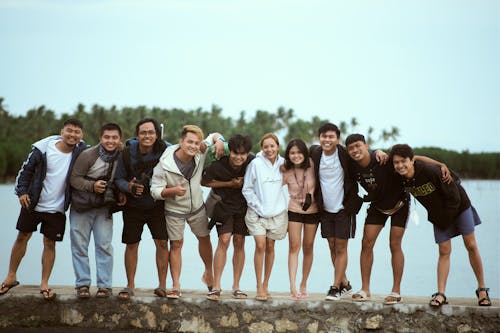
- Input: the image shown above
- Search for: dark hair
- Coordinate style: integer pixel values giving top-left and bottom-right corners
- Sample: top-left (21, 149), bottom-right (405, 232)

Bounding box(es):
top-left (100, 123), bottom-right (122, 137)
top-left (63, 118), bottom-right (83, 129)
top-left (389, 144), bottom-right (414, 161)
top-left (345, 133), bottom-right (366, 146)
top-left (228, 134), bottom-right (252, 153)
top-left (284, 139), bottom-right (311, 170)
top-left (135, 118), bottom-right (161, 137)
top-left (317, 123), bottom-right (340, 138)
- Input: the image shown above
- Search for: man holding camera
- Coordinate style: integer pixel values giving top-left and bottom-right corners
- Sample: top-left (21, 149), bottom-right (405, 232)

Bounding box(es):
top-left (70, 123), bottom-right (124, 298)
top-left (114, 118), bottom-right (170, 299)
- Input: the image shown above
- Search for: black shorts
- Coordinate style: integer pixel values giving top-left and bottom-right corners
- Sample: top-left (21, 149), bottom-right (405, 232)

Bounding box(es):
top-left (213, 213), bottom-right (249, 237)
top-left (320, 209), bottom-right (356, 240)
top-left (288, 211), bottom-right (320, 225)
top-left (122, 205), bottom-right (167, 244)
top-left (365, 201), bottom-right (410, 229)
top-left (16, 208), bottom-right (66, 242)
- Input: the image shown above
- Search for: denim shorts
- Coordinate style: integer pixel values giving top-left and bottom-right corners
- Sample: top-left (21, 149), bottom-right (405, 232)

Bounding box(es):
top-left (433, 206), bottom-right (481, 243)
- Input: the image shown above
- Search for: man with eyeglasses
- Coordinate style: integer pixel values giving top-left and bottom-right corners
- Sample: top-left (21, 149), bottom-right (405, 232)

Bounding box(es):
top-left (113, 118), bottom-right (171, 299)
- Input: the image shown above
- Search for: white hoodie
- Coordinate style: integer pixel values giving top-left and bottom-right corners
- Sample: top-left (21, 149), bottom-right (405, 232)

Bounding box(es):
top-left (242, 151), bottom-right (288, 218)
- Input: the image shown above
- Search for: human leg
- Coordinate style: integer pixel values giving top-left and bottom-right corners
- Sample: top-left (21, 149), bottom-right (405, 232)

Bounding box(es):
top-left (253, 235), bottom-right (267, 299)
top-left (462, 232), bottom-right (489, 304)
top-left (263, 237), bottom-right (275, 296)
top-left (1, 231), bottom-right (32, 290)
top-left (93, 209), bottom-right (114, 289)
top-left (431, 240), bottom-right (451, 306)
top-left (389, 226), bottom-right (405, 295)
top-left (40, 236), bottom-right (56, 291)
top-left (70, 208), bottom-right (93, 287)
top-left (197, 235), bottom-right (214, 289)
top-left (213, 233), bottom-right (231, 291)
top-left (124, 242), bottom-right (139, 290)
top-left (356, 224), bottom-right (383, 298)
top-left (232, 234), bottom-right (246, 294)
top-left (288, 221), bottom-right (302, 297)
top-left (299, 222), bottom-right (318, 296)
top-left (154, 239), bottom-right (169, 290)
top-left (169, 239), bottom-right (183, 290)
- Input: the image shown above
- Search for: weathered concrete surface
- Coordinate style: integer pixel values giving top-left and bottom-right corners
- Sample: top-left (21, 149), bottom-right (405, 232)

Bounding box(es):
top-left (0, 285), bottom-right (499, 332)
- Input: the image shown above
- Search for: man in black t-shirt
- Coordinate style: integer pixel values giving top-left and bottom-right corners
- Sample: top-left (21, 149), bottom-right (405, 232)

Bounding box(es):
top-left (201, 135), bottom-right (254, 301)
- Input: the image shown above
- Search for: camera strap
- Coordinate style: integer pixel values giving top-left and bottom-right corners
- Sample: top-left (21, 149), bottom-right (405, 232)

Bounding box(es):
top-left (293, 168), bottom-right (307, 204)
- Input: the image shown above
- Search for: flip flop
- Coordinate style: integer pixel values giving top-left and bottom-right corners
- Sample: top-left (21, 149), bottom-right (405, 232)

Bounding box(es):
top-left (232, 290), bottom-right (248, 299)
top-left (166, 289), bottom-right (182, 299)
top-left (352, 290), bottom-right (371, 302)
top-left (206, 289), bottom-right (221, 301)
top-left (255, 294), bottom-right (268, 302)
top-left (383, 292), bottom-right (402, 305)
top-left (0, 281), bottom-right (20, 296)
top-left (154, 287), bottom-right (167, 298)
top-left (40, 288), bottom-right (56, 301)
top-left (118, 287), bottom-right (135, 300)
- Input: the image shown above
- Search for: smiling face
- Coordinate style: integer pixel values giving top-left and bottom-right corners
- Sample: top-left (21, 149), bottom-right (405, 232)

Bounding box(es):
top-left (137, 121), bottom-right (158, 152)
top-left (99, 129), bottom-right (121, 152)
top-left (179, 131), bottom-right (202, 158)
top-left (60, 124), bottom-right (83, 148)
top-left (288, 145), bottom-right (305, 167)
top-left (229, 147), bottom-right (249, 169)
top-left (261, 137), bottom-right (279, 163)
top-left (347, 140), bottom-right (370, 164)
top-left (319, 130), bottom-right (339, 155)
top-left (392, 154), bottom-right (415, 179)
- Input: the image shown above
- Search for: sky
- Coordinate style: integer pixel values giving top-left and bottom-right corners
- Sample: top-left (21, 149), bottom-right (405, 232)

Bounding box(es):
top-left (0, 0), bottom-right (499, 152)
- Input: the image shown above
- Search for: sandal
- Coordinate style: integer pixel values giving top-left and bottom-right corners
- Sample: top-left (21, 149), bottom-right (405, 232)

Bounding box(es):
top-left (0, 281), bottom-right (20, 296)
top-left (429, 292), bottom-right (448, 308)
top-left (384, 292), bottom-right (402, 305)
top-left (76, 285), bottom-right (90, 299)
top-left (118, 287), bottom-right (134, 300)
top-left (476, 287), bottom-right (492, 306)
top-left (154, 287), bottom-right (167, 298)
top-left (96, 288), bottom-right (112, 298)
top-left (40, 288), bottom-right (56, 301)
top-left (352, 290), bottom-right (371, 302)
top-left (166, 289), bottom-right (182, 299)
top-left (206, 289), bottom-right (221, 301)
top-left (232, 289), bottom-right (248, 299)
top-left (255, 294), bottom-right (268, 302)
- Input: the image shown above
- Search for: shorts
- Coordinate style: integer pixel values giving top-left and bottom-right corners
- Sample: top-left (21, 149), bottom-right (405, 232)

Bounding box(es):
top-left (245, 208), bottom-right (288, 240)
top-left (365, 201), bottom-right (409, 229)
top-left (434, 206), bottom-right (481, 244)
top-left (320, 209), bottom-right (355, 240)
top-left (122, 205), bottom-right (167, 244)
top-left (16, 208), bottom-right (66, 242)
top-left (288, 211), bottom-right (320, 225)
top-left (166, 207), bottom-right (210, 241)
top-left (213, 213), bottom-right (249, 237)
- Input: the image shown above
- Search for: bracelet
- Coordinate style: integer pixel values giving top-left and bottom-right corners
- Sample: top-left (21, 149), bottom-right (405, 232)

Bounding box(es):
top-left (217, 137), bottom-right (225, 142)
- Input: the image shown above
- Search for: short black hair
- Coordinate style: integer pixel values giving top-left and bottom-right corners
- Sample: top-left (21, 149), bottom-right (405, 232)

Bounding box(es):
top-left (100, 123), bottom-right (122, 137)
top-left (135, 118), bottom-right (161, 137)
top-left (345, 133), bottom-right (366, 146)
top-left (317, 123), bottom-right (340, 138)
top-left (284, 139), bottom-right (311, 170)
top-left (228, 134), bottom-right (252, 153)
top-left (389, 144), bottom-right (414, 161)
top-left (63, 118), bottom-right (83, 129)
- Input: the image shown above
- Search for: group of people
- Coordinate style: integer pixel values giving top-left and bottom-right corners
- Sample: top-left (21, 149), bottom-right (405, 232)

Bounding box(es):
top-left (0, 118), bottom-right (492, 308)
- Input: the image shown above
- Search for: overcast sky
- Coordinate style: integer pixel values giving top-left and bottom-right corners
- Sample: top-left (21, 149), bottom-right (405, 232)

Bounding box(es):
top-left (1, 0), bottom-right (498, 152)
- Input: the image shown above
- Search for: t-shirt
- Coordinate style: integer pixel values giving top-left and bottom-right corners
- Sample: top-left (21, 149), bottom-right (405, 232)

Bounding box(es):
top-left (35, 140), bottom-right (72, 213)
top-left (202, 154), bottom-right (255, 215)
top-left (282, 164), bottom-right (318, 214)
top-left (174, 153), bottom-right (195, 180)
top-left (319, 149), bottom-right (344, 213)
top-left (349, 151), bottom-right (408, 210)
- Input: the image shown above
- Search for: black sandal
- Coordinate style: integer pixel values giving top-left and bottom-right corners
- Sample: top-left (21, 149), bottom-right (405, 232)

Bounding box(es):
top-left (476, 287), bottom-right (492, 306)
top-left (429, 292), bottom-right (448, 308)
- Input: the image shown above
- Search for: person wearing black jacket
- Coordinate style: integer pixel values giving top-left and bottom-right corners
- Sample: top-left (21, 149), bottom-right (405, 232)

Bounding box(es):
top-left (309, 123), bottom-right (363, 301)
top-left (390, 144), bottom-right (491, 307)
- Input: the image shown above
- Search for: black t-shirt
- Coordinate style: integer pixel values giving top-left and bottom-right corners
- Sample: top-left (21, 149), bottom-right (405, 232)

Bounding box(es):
top-left (202, 154), bottom-right (255, 215)
top-left (349, 151), bottom-right (408, 210)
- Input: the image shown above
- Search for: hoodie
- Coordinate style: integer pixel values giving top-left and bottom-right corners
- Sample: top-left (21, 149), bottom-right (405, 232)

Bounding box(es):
top-left (242, 151), bottom-right (288, 218)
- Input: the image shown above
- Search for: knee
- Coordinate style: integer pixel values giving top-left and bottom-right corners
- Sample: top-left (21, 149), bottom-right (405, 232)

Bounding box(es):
top-left (218, 238), bottom-right (230, 251)
top-left (289, 241), bottom-right (301, 254)
top-left (43, 237), bottom-right (56, 251)
top-left (362, 237), bottom-right (376, 251)
top-left (170, 240), bottom-right (183, 251)
top-left (302, 242), bottom-right (314, 255)
top-left (327, 239), bottom-right (336, 251)
top-left (126, 242), bottom-right (140, 251)
top-left (438, 244), bottom-right (451, 257)
top-left (16, 232), bottom-right (31, 243)
top-left (255, 242), bottom-right (266, 253)
top-left (464, 239), bottom-right (478, 253)
top-left (156, 240), bottom-right (169, 250)
top-left (232, 236), bottom-right (245, 251)
top-left (389, 239), bottom-right (402, 253)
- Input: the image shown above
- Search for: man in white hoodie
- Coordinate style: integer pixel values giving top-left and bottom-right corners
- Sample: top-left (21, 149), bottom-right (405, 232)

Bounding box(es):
top-left (150, 125), bottom-right (224, 298)
top-left (0, 119), bottom-right (86, 300)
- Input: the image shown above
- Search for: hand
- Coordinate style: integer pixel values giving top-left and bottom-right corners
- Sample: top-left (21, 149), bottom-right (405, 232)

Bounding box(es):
top-left (440, 164), bottom-right (453, 184)
top-left (230, 177), bottom-right (243, 188)
top-left (213, 139), bottom-right (225, 159)
top-left (19, 194), bottom-right (31, 209)
top-left (375, 149), bottom-right (388, 165)
top-left (128, 177), bottom-right (145, 197)
top-left (93, 180), bottom-right (107, 194)
top-left (199, 142), bottom-right (207, 154)
top-left (174, 181), bottom-right (187, 196)
top-left (117, 192), bottom-right (127, 206)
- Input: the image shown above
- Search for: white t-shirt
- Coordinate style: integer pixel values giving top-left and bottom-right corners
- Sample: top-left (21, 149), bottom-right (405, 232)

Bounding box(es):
top-left (35, 140), bottom-right (72, 213)
top-left (319, 149), bottom-right (345, 213)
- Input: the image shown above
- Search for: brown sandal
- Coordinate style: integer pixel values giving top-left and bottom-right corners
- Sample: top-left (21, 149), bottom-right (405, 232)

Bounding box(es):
top-left (96, 288), bottom-right (112, 298)
top-left (76, 285), bottom-right (90, 298)
top-left (40, 288), bottom-right (56, 301)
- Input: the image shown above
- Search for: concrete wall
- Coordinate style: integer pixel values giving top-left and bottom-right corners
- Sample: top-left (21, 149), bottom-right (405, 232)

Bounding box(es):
top-left (1, 293), bottom-right (499, 332)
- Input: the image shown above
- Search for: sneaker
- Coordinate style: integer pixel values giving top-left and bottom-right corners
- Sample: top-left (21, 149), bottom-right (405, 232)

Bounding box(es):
top-left (325, 286), bottom-right (341, 301)
top-left (340, 281), bottom-right (352, 296)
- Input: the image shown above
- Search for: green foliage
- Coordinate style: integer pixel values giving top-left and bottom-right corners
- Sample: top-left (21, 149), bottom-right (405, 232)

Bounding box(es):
top-left (0, 97), bottom-right (498, 180)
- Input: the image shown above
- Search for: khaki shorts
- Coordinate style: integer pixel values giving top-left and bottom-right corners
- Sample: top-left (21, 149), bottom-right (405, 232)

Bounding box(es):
top-left (245, 208), bottom-right (288, 240)
top-left (166, 207), bottom-right (210, 241)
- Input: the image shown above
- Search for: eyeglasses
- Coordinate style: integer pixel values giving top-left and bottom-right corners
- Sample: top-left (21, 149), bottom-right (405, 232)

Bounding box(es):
top-left (138, 130), bottom-right (156, 137)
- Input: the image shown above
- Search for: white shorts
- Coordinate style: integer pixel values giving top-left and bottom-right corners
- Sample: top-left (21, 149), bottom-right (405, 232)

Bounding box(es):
top-left (244, 208), bottom-right (288, 240)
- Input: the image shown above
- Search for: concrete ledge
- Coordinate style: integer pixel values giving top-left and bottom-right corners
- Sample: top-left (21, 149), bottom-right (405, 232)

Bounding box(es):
top-left (0, 286), bottom-right (499, 332)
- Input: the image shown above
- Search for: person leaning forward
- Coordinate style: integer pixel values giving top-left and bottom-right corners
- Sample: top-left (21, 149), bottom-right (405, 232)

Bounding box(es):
top-left (150, 125), bottom-right (225, 299)
top-left (0, 119), bottom-right (86, 300)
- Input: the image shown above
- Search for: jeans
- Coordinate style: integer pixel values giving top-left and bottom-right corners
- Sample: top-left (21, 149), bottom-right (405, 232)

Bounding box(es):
top-left (70, 207), bottom-right (113, 288)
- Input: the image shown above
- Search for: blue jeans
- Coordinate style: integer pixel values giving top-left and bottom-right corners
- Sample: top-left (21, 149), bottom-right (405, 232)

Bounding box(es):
top-left (70, 207), bottom-right (113, 288)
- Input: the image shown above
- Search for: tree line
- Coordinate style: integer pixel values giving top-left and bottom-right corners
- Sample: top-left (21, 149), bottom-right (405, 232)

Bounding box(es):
top-left (0, 97), bottom-right (498, 180)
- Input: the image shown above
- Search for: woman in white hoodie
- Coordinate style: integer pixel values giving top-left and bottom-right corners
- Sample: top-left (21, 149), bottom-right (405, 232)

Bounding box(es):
top-left (242, 133), bottom-right (288, 301)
